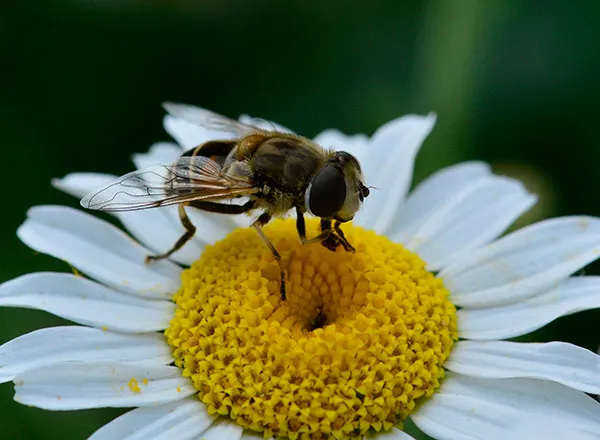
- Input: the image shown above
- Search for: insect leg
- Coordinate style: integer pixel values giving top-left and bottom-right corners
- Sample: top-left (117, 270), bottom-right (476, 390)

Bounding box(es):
top-left (294, 211), bottom-right (340, 252)
top-left (187, 199), bottom-right (256, 214)
top-left (295, 207), bottom-right (308, 242)
top-left (253, 212), bottom-right (287, 300)
top-left (146, 204), bottom-right (196, 263)
top-left (146, 201), bottom-right (257, 263)
top-left (295, 208), bottom-right (335, 247)
top-left (333, 220), bottom-right (355, 253)
top-left (253, 213), bottom-right (280, 260)
top-left (319, 219), bottom-right (342, 252)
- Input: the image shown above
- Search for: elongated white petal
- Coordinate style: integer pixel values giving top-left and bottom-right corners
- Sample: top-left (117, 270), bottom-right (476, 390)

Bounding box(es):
top-left (185, 208), bottom-right (241, 244)
top-left (89, 397), bottom-right (214, 440)
top-left (17, 206), bottom-right (182, 299)
top-left (118, 208), bottom-right (206, 266)
top-left (0, 326), bottom-right (172, 384)
top-left (164, 115), bottom-right (232, 150)
top-left (458, 276), bottom-right (600, 339)
top-left (411, 374), bottom-right (600, 440)
top-left (313, 129), bottom-right (369, 159)
top-left (404, 177), bottom-right (536, 271)
top-left (132, 142), bottom-right (182, 169)
top-left (388, 161), bottom-right (492, 240)
top-left (201, 419), bottom-right (244, 440)
top-left (446, 341), bottom-right (600, 394)
top-left (505, 416), bottom-right (600, 440)
top-left (355, 114), bottom-right (436, 234)
top-left (14, 362), bottom-right (195, 410)
top-left (52, 173), bottom-right (116, 199)
top-left (0, 273), bottom-right (174, 333)
top-left (440, 216), bottom-right (600, 307)
top-left (54, 173), bottom-right (206, 266)
top-left (367, 428), bottom-right (417, 439)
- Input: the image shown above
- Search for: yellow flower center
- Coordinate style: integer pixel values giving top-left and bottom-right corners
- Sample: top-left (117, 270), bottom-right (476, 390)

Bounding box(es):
top-left (165, 219), bottom-right (457, 439)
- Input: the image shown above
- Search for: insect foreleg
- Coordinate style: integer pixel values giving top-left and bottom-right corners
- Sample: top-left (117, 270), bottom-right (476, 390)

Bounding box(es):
top-left (333, 220), bottom-right (355, 252)
top-left (294, 212), bottom-right (354, 253)
top-left (294, 210), bottom-right (340, 251)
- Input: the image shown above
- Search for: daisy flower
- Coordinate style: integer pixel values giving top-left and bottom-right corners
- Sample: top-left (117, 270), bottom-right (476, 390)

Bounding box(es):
top-left (2, 104), bottom-right (600, 440)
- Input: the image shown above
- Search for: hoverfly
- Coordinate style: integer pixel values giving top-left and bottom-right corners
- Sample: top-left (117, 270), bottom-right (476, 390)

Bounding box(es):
top-left (81, 103), bottom-right (370, 299)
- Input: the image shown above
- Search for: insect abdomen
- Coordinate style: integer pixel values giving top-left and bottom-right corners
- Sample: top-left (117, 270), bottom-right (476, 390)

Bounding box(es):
top-left (181, 140), bottom-right (237, 166)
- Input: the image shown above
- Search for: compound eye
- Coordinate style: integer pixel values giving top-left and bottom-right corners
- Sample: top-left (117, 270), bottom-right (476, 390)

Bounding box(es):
top-left (306, 165), bottom-right (346, 218)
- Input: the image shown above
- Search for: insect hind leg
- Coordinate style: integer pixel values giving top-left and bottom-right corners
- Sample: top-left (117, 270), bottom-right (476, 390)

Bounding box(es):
top-left (146, 200), bottom-right (257, 263)
top-left (146, 204), bottom-right (196, 263)
top-left (188, 199), bottom-right (255, 214)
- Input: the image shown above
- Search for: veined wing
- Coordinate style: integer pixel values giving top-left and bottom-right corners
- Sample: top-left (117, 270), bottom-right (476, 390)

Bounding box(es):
top-left (163, 102), bottom-right (261, 137)
top-left (80, 156), bottom-right (257, 211)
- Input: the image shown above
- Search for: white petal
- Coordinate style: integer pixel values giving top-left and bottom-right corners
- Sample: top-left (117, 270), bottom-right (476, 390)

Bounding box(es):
top-left (388, 162), bottom-right (491, 239)
top-left (0, 273), bottom-right (174, 333)
top-left (119, 208), bottom-right (206, 266)
top-left (403, 177), bottom-right (536, 271)
top-left (354, 114), bottom-right (436, 233)
top-left (164, 115), bottom-right (233, 150)
top-left (411, 374), bottom-right (600, 440)
top-left (366, 428), bottom-right (417, 439)
top-left (505, 416), bottom-right (600, 440)
top-left (52, 172), bottom-right (116, 199)
top-left (185, 208), bottom-right (240, 244)
top-left (17, 206), bottom-right (182, 299)
top-left (458, 276), bottom-right (600, 339)
top-left (312, 129), bottom-right (369, 158)
top-left (132, 142), bottom-right (182, 169)
top-left (88, 397), bottom-right (214, 440)
top-left (14, 362), bottom-right (195, 410)
top-left (446, 341), bottom-right (600, 394)
top-left (200, 419), bottom-right (243, 440)
top-left (440, 216), bottom-right (600, 307)
top-left (54, 173), bottom-right (206, 266)
top-left (0, 326), bottom-right (172, 384)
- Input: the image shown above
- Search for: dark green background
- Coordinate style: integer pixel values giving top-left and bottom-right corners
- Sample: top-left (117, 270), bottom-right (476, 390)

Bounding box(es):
top-left (2, 1), bottom-right (600, 439)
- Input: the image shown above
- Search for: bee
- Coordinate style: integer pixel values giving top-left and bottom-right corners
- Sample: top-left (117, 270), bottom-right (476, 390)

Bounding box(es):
top-left (81, 103), bottom-right (370, 298)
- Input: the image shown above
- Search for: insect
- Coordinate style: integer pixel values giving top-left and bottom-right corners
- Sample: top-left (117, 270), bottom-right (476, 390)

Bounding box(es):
top-left (81, 103), bottom-right (370, 299)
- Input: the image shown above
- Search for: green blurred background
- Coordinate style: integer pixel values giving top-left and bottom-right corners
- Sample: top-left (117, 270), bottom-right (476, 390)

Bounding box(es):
top-left (2, 1), bottom-right (600, 438)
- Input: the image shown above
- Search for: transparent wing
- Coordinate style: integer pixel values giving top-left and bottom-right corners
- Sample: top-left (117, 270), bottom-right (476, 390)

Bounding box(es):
top-left (239, 114), bottom-right (295, 134)
top-left (163, 102), bottom-right (260, 137)
top-left (80, 156), bottom-right (257, 211)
